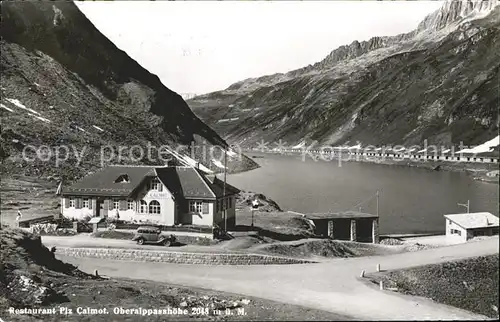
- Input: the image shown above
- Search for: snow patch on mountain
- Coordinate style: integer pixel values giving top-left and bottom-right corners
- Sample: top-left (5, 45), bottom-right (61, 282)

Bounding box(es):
top-left (6, 98), bottom-right (41, 115)
top-left (457, 135), bottom-right (500, 154)
top-left (1, 103), bottom-right (14, 113)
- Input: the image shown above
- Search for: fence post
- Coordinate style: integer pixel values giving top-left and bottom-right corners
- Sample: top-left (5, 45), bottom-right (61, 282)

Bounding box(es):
top-left (376, 264), bottom-right (381, 272)
top-left (360, 270), bottom-right (365, 278)
top-left (379, 281), bottom-right (383, 290)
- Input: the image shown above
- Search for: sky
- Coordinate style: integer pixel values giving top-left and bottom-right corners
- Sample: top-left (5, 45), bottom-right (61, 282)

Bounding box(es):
top-left (76, 1), bottom-right (444, 96)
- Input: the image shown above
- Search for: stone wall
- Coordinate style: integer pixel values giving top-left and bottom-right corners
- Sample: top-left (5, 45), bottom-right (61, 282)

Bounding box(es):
top-left (55, 247), bottom-right (314, 265)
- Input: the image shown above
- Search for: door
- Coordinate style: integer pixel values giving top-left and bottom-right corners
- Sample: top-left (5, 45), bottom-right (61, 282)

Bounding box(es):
top-left (95, 200), bottom-right (101, 217)
top-left (98, 199), bottom-right (108, 218)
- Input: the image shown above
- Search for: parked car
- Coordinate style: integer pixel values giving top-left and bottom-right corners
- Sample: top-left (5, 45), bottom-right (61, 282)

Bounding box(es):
top-left (132, 226), bottom-right (176, 246)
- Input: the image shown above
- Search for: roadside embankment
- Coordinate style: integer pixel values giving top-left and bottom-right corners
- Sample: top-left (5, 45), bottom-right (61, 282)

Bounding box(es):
top-left (55, 247), bottom-right (315, 265)
top-left (367, 254), bottom-right (499, 319)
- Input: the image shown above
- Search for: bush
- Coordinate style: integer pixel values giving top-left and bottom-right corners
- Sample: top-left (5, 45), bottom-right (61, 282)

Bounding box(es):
top-left (92, 230), bottom-right (134, 240)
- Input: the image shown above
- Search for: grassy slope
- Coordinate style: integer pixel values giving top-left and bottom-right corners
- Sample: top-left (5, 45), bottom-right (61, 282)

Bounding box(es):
top-left (367, 255), bottom-right (499, 319)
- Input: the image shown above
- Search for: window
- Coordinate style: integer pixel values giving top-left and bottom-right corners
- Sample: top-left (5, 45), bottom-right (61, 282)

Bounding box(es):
top-left (82, 198), bottom-right (89, 208)
top-left (189, 201), bottom-right (203, 213)
top-left (127, 200), bottom-right (135, 210)
top-left (113, 199), bottom-right (119, 209)
top-left (450, 229), bottom-right (461, 236)
top-left (149, 200), bottom-right (160, 214)
top-left (114, 174), bottom-right (130, 183)
top-left (150, 177), bottom-right (160, 191)
top-left (140, 200), bottom-right (147, 214)
top-left (69, 198), bottom-right (75, 208)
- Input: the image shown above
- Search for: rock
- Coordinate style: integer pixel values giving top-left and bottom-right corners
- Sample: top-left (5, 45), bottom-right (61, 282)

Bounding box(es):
top-left (240, 299), bottom-right (251, 305)
top-left (7, 274), bottom-right (62, 305)
top-left (179, 301), bottom-right (188, 307)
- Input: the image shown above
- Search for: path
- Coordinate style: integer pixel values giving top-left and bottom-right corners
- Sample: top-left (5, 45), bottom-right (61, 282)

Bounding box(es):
top-left (57, 236), bottom-right (498, 320)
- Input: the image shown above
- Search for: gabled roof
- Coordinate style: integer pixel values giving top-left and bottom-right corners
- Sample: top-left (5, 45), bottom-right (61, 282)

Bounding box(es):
top-left (444, 212), bottom-right (499, 229)
top-left (63, 165), bottom-right (240, 200)
top-left (63, 165), bottom-right (157, 197)
top-left (198, 171), bottom-right (240, 198)
top-left (155, 167), bottom-right (239, 200)
top-left (156, 167), bottom-right (215, 199)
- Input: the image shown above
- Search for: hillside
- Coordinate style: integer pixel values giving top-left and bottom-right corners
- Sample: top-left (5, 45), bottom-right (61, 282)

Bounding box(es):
top-left (189, 0), bottom-right (500, 150)
top-left (0, 1), bottom-right (258, 182)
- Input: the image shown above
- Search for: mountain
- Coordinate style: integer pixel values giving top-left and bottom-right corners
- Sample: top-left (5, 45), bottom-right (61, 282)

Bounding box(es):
top-left (0, 1), bottom-right (257, 181)
top-left (189, 0), bottom-right (500, 149)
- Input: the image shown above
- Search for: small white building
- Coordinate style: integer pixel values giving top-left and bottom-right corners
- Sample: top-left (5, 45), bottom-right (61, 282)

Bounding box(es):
top-left (444, 212), bottom-right (499, 243)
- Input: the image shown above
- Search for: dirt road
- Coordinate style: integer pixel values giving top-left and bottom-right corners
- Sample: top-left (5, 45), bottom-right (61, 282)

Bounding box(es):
top-left (58, 236), bottom-right (498, 320)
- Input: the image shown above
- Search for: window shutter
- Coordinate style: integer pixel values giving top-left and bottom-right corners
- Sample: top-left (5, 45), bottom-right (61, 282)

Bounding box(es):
top-left (64, 198), bottom-right (70, 208)
top-left (158, 183), bottom-right (163, 192)
top-left (88, 199), bottom-right (93, 209)
top-left (119, 200), bottom-right (127, 210)
top-left (104, 199), bottom-right (111, 210)
top-left (202, 202), bottom-right (209, 214)
top-left (75, 198), bottom-right (82, 209)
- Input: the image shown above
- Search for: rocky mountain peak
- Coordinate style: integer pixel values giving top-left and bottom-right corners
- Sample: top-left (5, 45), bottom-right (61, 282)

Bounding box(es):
top-left (417, 0), bottom-right (499, 32)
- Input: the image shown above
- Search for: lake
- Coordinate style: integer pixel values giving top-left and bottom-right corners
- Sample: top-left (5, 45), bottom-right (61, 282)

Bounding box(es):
top-left (228, 152), bottom-right (499, 235)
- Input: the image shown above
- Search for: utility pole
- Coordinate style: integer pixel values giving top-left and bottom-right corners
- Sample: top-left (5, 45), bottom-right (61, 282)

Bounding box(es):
top-left (223, 146), bottom-right (227, 232)
top-left (458, 200), bottom-right (470, 213)
top-left (376, 190), bottom-right (379, 217)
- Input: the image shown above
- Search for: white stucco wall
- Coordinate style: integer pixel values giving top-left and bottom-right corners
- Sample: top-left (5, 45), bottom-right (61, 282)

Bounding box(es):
top-left (191, 201), bottom-right (214, 226)
top-left (129, 180), bottom-right (176, 225)
top-left (445, 219), bottom-right (467, 243)
top-left (61, 197), bottom-right (94, 221)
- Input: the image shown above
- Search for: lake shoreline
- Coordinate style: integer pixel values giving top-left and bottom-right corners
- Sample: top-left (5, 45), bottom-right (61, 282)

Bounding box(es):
top-left (244, 151), bottom-right (499, 184)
